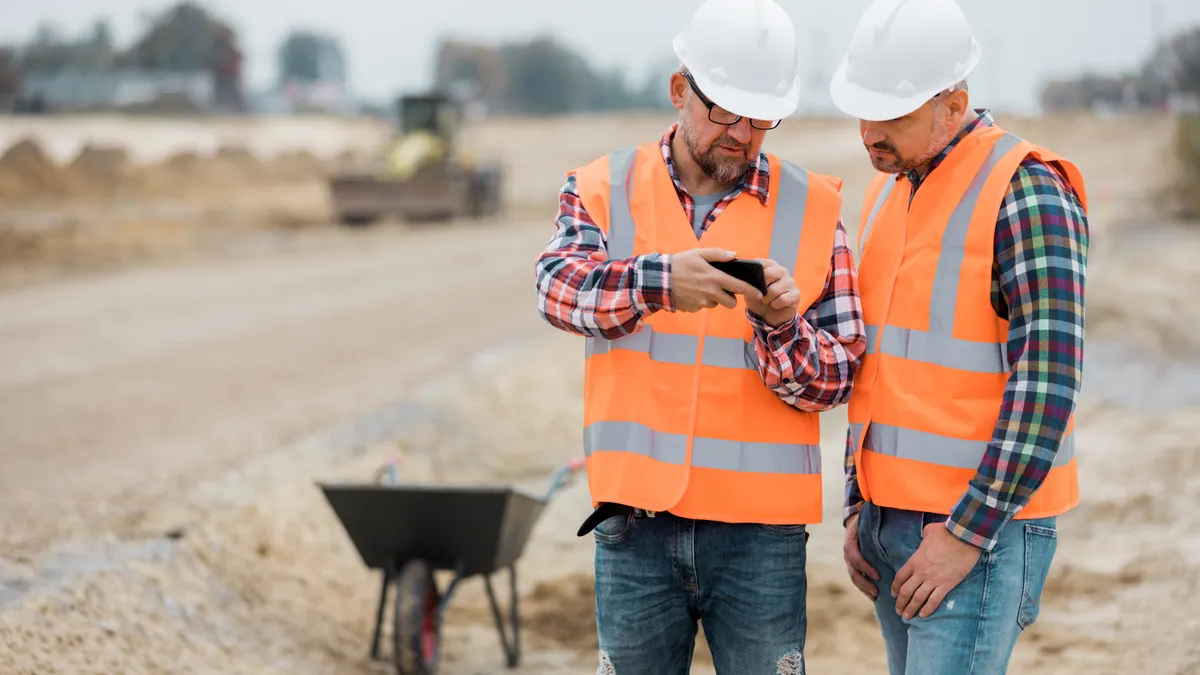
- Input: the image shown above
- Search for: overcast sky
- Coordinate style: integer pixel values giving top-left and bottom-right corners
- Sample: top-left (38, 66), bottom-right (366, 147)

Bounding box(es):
top-left (4, 0), bottom-right (1199, 113)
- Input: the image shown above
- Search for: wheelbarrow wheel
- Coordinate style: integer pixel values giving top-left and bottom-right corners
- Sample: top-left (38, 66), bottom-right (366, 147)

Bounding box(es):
top-left (393, 559), bottom-right (441, 675)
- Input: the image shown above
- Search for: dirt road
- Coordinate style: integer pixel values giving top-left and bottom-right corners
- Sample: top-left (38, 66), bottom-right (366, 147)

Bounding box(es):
top-left (0, 218), bottom-right (559, 559)
top-left (1, 113), bottom-right (1198, 674)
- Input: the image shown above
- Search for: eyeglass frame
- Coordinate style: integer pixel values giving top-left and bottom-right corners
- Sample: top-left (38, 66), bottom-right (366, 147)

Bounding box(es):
top-left (680, 70), bottom-right (783, 131)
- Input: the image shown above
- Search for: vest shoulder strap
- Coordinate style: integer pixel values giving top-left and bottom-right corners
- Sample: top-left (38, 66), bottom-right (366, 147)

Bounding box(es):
top-left (569, 144), bottom-right (647, 234)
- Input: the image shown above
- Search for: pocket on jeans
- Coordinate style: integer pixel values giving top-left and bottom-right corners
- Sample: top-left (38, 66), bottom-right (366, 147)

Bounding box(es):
top-left (761, 524), bottom-right (807, 536)
top-left (1017, 523), bottom-right (1058, 629)
top-left (593, 513), bottom-right (634, 544)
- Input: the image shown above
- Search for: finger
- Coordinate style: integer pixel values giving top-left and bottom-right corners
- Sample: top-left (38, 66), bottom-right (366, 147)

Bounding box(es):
top-left (901, 581), bottom-right (935, 620)
top-left (714, 275), bottom-right (761, 302)
top-left (848, 550), bottom-right (881, 581)
top-left (696, 248), bottom-right (737, 262)
top-left (848, 567), bottom-right (879, 600)
top-left (761, 285), bottom-right (784, 307)
top-left (894, 574), bottom-right (923, 615)
top-left (713, 290), bottom-right (738, 310)
top-left (892, 563), bottom-right (914, 598)
top-left (770, 287), bottom-right (800, 310)
top-left (762, 263), bottom-right (786, 285)
top-left (918, 586), bottom-right (950, 619)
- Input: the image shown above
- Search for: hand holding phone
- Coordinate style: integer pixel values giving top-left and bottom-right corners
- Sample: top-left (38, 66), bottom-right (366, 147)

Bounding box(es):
top-left (708, 259), bottom-right (768, 296)
top-left (744, 258), bottom-right (802, 327)
top-left (669, 248), bottom-right (765, 312)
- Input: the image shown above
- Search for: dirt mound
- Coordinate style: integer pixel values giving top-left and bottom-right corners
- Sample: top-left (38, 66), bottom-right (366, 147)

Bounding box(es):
top-left (523, 573), bottom-right (598, 651)
top-left (0, 136), bottom-right (334, 204)
top-left (269, 150), bottom-right (328, 181)
top-left (68, 144), bottom-right (132, 193)
top-left (212, 144), bottom-right (265, 179)
top-left (0, 137), bottom-right (82, 199)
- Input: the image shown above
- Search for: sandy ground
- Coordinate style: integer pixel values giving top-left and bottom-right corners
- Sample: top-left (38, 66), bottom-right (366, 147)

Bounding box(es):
top-left (0, 112), bottom-right (1198, 674)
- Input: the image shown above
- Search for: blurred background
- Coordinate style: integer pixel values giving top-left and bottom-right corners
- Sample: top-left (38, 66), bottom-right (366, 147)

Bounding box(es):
top-left (0, 1), bottom-right (1198, 674)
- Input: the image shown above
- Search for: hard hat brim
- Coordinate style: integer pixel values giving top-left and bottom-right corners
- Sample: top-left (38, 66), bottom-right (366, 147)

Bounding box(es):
top-left (828, 41), bottom-right (981, 122)
top-left (673, 33), bottom-right (801, 122)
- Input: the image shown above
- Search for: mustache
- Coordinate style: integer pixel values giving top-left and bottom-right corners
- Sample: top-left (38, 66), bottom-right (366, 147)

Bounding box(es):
top-left (867, 141), bottom-right (897, 153)
top-left (712, 135), bottom-right (748, 150)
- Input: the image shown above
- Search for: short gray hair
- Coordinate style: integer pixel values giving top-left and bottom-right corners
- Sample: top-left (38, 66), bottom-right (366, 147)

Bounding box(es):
top-left (930, 80), bottom-right (968, 110)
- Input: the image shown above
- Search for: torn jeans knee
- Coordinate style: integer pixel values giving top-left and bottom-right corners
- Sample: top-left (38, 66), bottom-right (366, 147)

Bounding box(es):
top-left (777, 649), bottom-right (805, 674)
top-left (596, 649), bottom-right (616, 675)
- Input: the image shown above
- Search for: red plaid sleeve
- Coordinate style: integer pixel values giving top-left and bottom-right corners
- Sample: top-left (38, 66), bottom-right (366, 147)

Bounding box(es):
top-left (534, 175), bottom-right (674, 339)
top-left (747, 220), bottom-right (866, 412)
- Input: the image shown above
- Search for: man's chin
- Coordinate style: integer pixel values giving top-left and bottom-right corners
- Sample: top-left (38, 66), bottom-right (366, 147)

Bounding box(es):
top-left (699, 158), bottom-right (747, 186)
top-left (869, 156), bottom-right (901, 173)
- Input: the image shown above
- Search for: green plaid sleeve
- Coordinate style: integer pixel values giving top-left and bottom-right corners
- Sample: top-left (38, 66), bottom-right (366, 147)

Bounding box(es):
top-left (945, 158), bottom-right (1090, 551)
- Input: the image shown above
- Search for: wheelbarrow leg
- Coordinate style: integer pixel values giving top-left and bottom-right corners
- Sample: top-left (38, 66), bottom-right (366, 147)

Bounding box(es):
top-left (482, 563), bottom-right (521, 668)
top-left (370, 565), bottom-right (394, 660)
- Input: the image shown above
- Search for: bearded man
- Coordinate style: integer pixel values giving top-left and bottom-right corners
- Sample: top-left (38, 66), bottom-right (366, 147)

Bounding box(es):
top-left (532, 1), bottom-right (866, 672)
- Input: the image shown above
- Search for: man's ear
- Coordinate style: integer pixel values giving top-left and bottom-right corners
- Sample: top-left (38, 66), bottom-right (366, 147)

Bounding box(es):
top-left (669, 72), bottom-right (689, 112)
top-left (943, 88), bottom-right (969, 121)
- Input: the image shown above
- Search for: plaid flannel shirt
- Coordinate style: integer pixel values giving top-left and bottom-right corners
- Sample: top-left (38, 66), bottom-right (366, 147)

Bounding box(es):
top-left (843, 109), bottom-right (1090, 552)
top-left (534, 122), bottom-right (866, 413)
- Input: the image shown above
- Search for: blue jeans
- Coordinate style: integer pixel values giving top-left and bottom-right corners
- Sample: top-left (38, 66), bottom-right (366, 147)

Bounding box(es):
top-left (856, 502), bottom-right (1058, 675)
top-left (593, 510), bottom-right (809, 675)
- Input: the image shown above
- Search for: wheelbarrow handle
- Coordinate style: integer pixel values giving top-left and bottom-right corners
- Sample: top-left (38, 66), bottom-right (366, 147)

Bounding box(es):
top-left (543, 457), bottom-right (587, 502)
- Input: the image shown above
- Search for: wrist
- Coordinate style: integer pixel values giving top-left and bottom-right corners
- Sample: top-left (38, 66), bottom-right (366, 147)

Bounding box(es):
top-left (635, 253), bottom-right (674, 312)
top-left (763, 310), bottom-right (797, 328)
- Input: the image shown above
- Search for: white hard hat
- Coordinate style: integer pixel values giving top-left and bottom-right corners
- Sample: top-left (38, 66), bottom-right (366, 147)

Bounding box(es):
top-left (829, 0), bottom-right (981, 121)
top-left (672, 0), bottom-right (801, 121)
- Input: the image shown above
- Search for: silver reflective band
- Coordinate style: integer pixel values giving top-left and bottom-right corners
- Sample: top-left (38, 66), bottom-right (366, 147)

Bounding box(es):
top-left (861, 421), bottom-right (1076, 470)
top-left (928, 132), bottom-right (1023, 328)
top-left (586, 326), bottom-right (758, 370)
top-left (584, 420), bottom-right (822, 475)
top-left (863, 323), bottom-right (1006, 374)
top-left (858, 174), bottom-right (897, 259)
top-left (604, 146), bottom-right (639, 260)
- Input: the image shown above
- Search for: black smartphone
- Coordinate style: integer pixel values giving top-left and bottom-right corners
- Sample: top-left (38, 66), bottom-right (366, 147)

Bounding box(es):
top-left (708, 259), bottom-right (768, 296)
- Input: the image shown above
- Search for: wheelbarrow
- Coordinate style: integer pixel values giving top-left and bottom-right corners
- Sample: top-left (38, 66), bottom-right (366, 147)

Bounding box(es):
top-left (318, 457), bottom-right (586, 675)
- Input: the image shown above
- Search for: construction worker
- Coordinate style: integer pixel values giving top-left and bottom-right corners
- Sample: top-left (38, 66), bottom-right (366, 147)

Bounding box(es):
top-left (533, 0), bottom-right (865, 672)
top-left (829, 1), bottom-right (1089, 673)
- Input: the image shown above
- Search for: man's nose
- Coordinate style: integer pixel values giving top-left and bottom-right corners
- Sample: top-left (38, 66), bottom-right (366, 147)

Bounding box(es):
top-left (727, 117), bottom-right (753, 144)
top-left (860, 121), bottom-right (887, 147)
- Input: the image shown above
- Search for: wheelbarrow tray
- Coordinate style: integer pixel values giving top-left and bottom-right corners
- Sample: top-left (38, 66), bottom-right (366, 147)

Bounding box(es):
top-left (318, 482), bottom-right (547, 578)
top-left (317, 460), bottom-right (584, 674)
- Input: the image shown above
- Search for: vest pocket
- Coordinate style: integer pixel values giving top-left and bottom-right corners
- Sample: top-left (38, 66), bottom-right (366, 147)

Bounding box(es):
top-left (594, 513), bottom-right (634, 544)
top-left (1017, 523), bottom-right (1059, 629)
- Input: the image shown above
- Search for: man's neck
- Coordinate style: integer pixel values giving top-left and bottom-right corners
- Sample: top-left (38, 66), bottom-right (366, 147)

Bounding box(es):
top-left (670, 130), bottom-right (736, 197)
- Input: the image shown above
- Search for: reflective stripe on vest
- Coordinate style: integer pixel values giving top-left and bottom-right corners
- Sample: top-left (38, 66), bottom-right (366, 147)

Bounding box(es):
top-left (585, 420), bottom-right (822, 475)
top-left (849, 420), bottom-right (1075, 471)
top-left (857, 174), bottom-right (896, 260)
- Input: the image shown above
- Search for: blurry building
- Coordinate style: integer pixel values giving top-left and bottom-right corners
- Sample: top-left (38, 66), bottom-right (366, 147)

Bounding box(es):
top-left (18, 68), bottom-right (215, 112)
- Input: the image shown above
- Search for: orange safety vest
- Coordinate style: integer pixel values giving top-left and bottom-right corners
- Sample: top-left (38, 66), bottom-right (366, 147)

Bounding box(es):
top-left (848, 124), bottom-right (1088, 518)
top-left (570, 142), bottom-right (844, 524)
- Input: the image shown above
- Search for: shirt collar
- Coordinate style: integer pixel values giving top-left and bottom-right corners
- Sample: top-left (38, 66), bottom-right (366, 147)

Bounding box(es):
top-left (904, 108), bottom-right (995, 186)
top-left (659, 122), bottom-right (771, 206)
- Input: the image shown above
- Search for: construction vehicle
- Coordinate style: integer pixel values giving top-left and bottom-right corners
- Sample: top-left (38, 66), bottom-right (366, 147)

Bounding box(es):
top-left (329, 91), bottom-right (503, 225)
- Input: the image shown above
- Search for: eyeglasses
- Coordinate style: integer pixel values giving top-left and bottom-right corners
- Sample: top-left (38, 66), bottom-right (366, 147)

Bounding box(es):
top-left (682, 71), bottom-right (782, 131)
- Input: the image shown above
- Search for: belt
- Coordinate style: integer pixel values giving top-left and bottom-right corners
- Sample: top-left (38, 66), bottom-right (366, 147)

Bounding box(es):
top-left (576, 502), bottom-right (658, 537)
